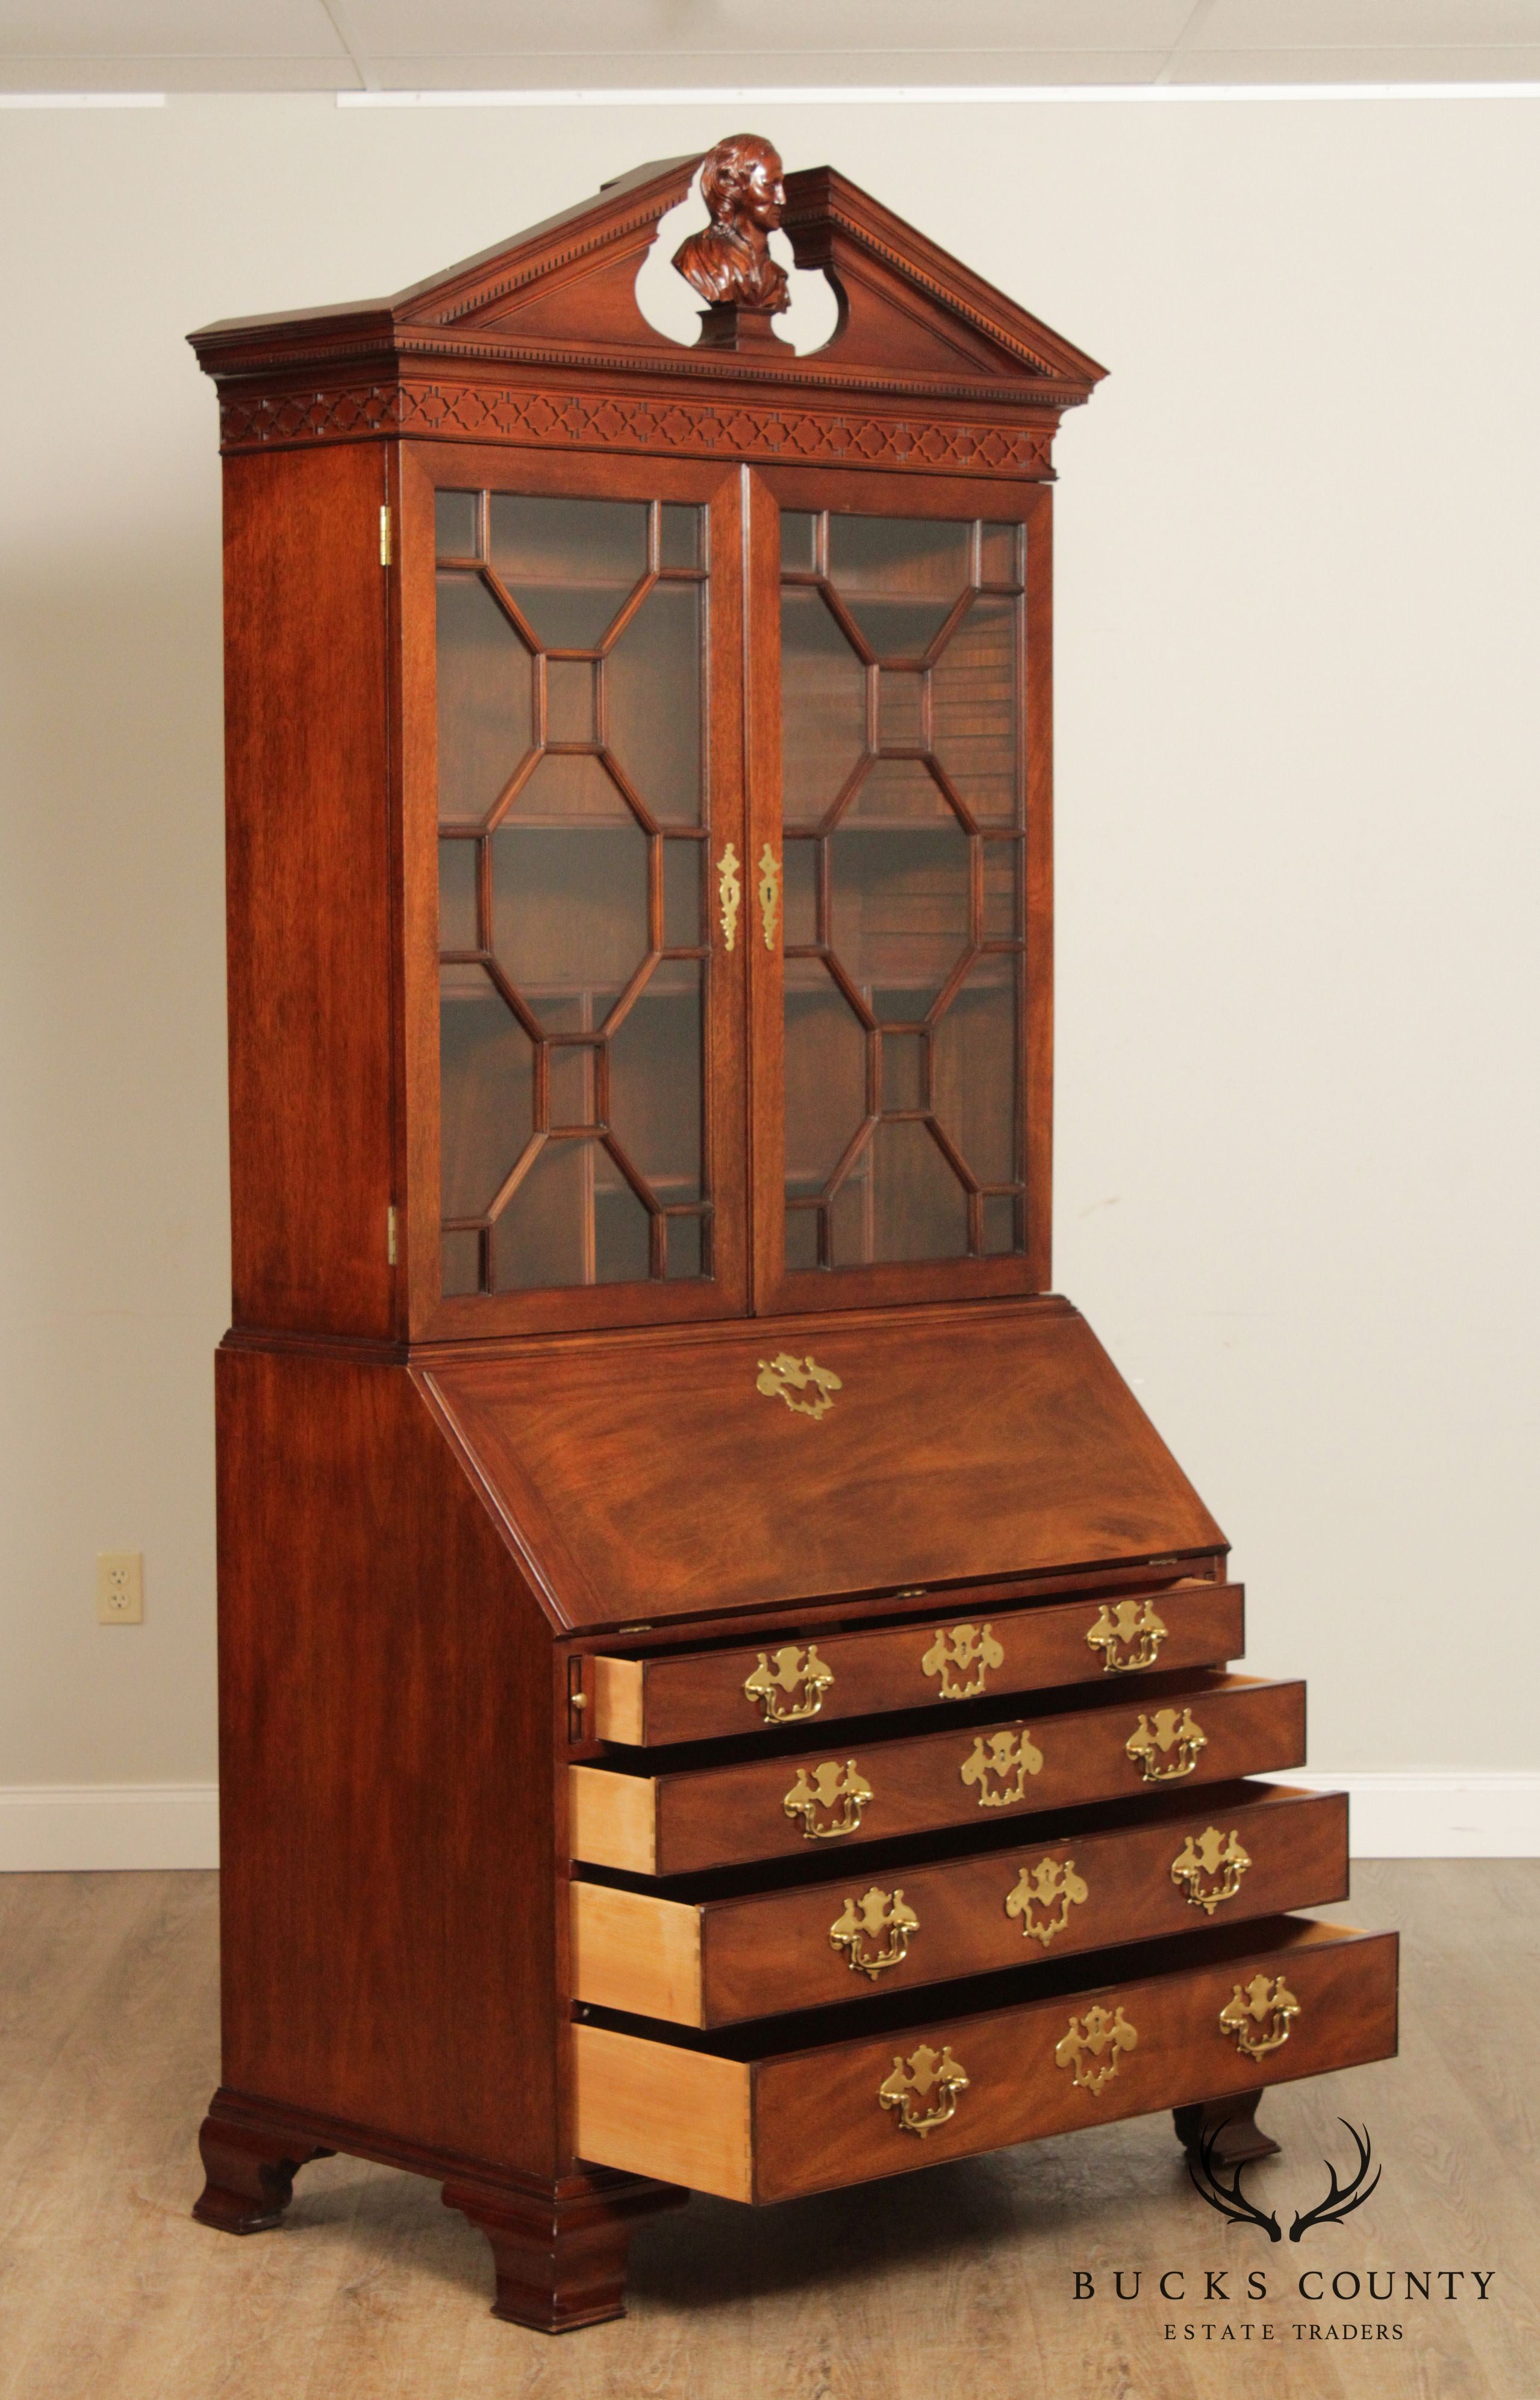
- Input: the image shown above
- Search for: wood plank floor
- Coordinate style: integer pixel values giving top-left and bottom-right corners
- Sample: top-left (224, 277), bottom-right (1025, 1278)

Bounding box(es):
top-left (1, 1863), bottom-right (1536, 2398)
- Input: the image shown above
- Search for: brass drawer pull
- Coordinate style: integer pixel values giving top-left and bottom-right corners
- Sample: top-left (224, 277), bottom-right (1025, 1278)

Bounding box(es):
top-left (922, 1620), bottom-right (1004, 1699)
top-left (879, 2042), bottom-right (968, 2137)
top-left (756, 1350), bottom-right (841, 1420)
top-left (1086, 1597), bottom-right (1168, 1673)
top-left (961, 1728), bottom-right (1043, 1808)
top-left (1005, 1854), bottom-right (1088, 1948)
top-left (744, 1641), bottom-right (833, 1724)
top-left (783, 1758), bottom-right (871, 1839)
top-left (1126, 1705), bottom-right (1206, 1783)
top-left (831, 1884), bottom-right (918, 1980)
top-left (1221, 1971), bottom-right (1301, 2058)
top-left (716, 842), bottom-right (741, 951)
top-left (1055, 2003), bottom-right (1138, 2097)
top-left (1172, 1825), bottom-right (1251, 1914)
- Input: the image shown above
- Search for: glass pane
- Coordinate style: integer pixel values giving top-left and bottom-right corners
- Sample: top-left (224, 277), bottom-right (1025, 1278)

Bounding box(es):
top-left (546, 658), bottom-right (597, 746)
top-left (488, 495), bottom-right (648, 650)
top-left (982, 1193), bottom-right (1020, 1254)
top-left (608, 964), bottom-right (702, 1203)
top-left (826, 516), bottom-right (971, 657)
top-left (593, 1163), bottom-right (653, 1283)
top-left (435, 490), bottom-right (479, 560)
top-left (827, 820), bottom-right (971, 1023)
top-left (491, 816), bottom-right (649, 1031)
top-left (438, 837), bottom-right (478, 951)
top-left (662, 839), bottom-right (701, 949)
top-left (980, 522), bottom-right (1023, 587)
top-left (844, 757), bottom-right (952, 825)
top-left (492, 1142), bottom-right (589, 1290)
top-left (438, 964), bottom-right (533, 1219)
top-left (780, 510), bottom-right (818, 573)
top-left (878, 669), bottom-right (924, 751)
top-left (781, 587), bottom-right (865, 824)
top-left (441, 1227), bottom-right (482, 1295)
top-left (868, 1119), bottom-right (968, 1261)
top-left (606, 582), bottom-right (702, 824)
top-left (784, 960), bottom-right (867, 1189)
top-left (932, 961), bottom-right (1018, 1189)
top-left (659, 504), bottom-right (702, 569)
top-left (881, 1031), bottom-right (925, 1114)
top-left (782, 837), bottom-right (818, 949)
top-left (982, 843), bottom-right (1018, 940)
top-left (548, 1042), bottom-right (596, 1129)
top-left (931, 597), bottom-right (1020, 825)
top-left (784, 1207), bottom-right (819, 1271)
top-left (436, 574), bottom-right (532, 823)
top-left (666, 1214), bottom-right (704, 1279)
top-left (829, 1170), bottom-right (870, 1268)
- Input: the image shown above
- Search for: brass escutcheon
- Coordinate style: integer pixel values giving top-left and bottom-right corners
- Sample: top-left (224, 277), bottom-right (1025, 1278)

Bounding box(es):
top-left (922, 1620), bottom-right (1005, 1701)
top-left (716, 842), bottom-right (742, 951)
top-left (744, 1642), bottom-right (834, 1725)
top-left (1126, 1705), bottom-right (1207, 1783)
top-left (757, 843), bottom-right (781, 949)
top-left (830, 1885), bottom-right (919, 1981)
top-left (756, 1350), bottom-right (841, 1420)
top-left (1171, 1825), bottom-right (1252, 1914)
top-left (783, 1757), bottom-right (871, 1840)
top-left (1220, 1971), bottom-right (1301, 2058)
top-left (1005, 1854), bottom-right (1090, 1949)
top-left (1086, 1596), bottom-right (1168, 1674)
top-left (1055, 2002), bottom-right (1139, 2098)
top-left (961, 1728), bottom-right (1044, 1809)
top-left (879, 2042), bottom-right (968, 2137)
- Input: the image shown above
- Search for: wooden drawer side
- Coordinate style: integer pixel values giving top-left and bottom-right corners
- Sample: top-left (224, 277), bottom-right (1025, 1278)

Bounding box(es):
top-left (570, 1882), bottom-right (704, 2027)
top-left (573, 2022), bottom-right (753, 2202)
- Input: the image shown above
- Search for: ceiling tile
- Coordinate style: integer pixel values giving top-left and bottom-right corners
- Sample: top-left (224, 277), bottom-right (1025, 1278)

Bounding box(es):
top-left (362, 49), bottom-right (1175, 87)
top-left (1190, 0), bottom-right (1540, 48)
top-left (1179, 43), bottom-right (1540, 78)
top-left (0, 1), bottom-right (345, 60)
top-left (346, 0), bottom-right (1194, 57)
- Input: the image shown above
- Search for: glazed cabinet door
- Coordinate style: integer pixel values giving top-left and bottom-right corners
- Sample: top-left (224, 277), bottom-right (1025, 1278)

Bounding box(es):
top-left (401, 448), bottom-right (749, 1337)
top-left (746, 467), bottom-right (1052, 1315)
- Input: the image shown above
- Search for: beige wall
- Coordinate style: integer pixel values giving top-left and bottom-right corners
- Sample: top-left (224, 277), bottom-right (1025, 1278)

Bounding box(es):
top-left (2, 92), bottom-right (1536, 1795)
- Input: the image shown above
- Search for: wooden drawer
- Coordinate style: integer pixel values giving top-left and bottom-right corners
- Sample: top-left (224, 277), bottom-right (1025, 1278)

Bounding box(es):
top-left (569, 1672), bottom-right (1303, 1876)
top-left (587, 1580), bottom-right (1243, 1744)
top-left (572, 1781), bottom-right (1345, 2027)
top-left (574, 1916), bottom-right (1397, 2204)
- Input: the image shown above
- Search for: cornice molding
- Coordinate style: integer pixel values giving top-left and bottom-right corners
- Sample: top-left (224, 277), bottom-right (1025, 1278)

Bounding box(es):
top-left (217, 378), bottom-right (1056, 477)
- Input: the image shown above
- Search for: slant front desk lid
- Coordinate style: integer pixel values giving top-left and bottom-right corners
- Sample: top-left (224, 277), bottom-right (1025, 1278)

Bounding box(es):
top-left (419, 1299), bottom-right (1225, 1634)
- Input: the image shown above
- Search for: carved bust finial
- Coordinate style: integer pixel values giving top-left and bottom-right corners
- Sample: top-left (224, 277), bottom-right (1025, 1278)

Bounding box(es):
top-left (673, 133), bottom-right (790, 315)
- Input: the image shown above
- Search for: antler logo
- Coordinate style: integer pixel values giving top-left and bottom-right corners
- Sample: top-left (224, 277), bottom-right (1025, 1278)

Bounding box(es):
top-left (1188, 2116), bottom-right (1381, 2243)
top-left (829, 1884), bottom-right (919, 1980)
top-left (1005, 1854), bottom-right (1090, 1948)
top-left (961, 1728), bottom-right (1044, 1808)
top-left (1086, 1598), bottom-right (1168, 1673)
top-left (743, 1641), bottom-right (834, 1723)
top-left (921, 1620), bottom-right (1005, 1699)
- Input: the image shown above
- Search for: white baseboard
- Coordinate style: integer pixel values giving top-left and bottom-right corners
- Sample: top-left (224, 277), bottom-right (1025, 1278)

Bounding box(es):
top-left (0, 1783), bottom-right (219, 1871)
top-left (0, 1773), bottom-right (1535, 1872)
top-left (1287, 1772), bottom-right (1540, 1858)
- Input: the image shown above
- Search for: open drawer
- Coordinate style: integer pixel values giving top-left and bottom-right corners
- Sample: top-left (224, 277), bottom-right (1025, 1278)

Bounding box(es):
top-left (573, 1916), bottom-right (1397, 2205)
top-left (572, 1781), bottom-right (1347, 2027)
top-left (586, 1581), bottom-right (1244, 1743)
top-left (569, 1672), bottom-right (1305, 1876)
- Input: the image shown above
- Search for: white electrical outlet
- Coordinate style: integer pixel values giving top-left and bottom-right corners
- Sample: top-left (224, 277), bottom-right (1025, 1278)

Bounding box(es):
top-left (97, 1552), bottom-right (143, 1624)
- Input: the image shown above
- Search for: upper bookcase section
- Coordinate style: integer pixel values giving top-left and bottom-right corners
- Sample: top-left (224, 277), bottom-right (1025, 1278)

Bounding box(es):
top-left (189, 136), bottom-right (1106, 479)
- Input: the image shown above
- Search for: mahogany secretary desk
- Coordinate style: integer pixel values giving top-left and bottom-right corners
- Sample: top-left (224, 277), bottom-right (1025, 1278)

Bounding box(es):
top-left (187, 135), bottom-right (1397, 2333)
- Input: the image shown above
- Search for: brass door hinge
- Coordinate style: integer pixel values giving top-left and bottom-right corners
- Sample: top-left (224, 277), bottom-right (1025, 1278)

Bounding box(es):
top-left (379, 505), bottom-right (393, 566)
top-left (387, 1205), bottom-right (398, 1264)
